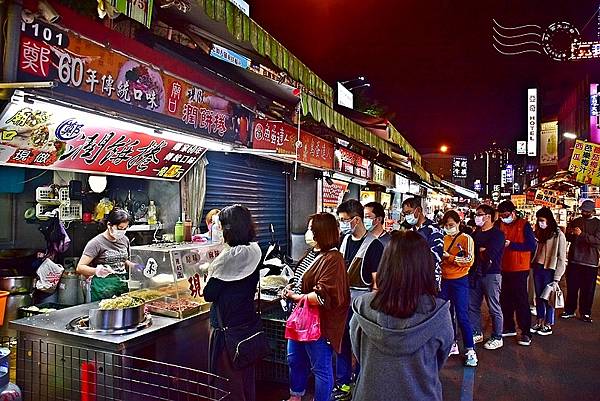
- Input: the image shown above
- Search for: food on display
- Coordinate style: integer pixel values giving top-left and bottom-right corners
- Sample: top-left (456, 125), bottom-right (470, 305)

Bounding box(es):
top-left (128, 289), bottom-right (164, 301)
top-left (99, 295), bottom-right (144, 310)
top-left (148, 298), bottom-right (201, 312)
top-left (261, 275), bottom-right (289, 288)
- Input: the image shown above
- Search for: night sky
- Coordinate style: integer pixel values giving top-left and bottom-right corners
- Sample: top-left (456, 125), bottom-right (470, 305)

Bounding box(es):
top-left (251, 0), bottom-right (599, 155)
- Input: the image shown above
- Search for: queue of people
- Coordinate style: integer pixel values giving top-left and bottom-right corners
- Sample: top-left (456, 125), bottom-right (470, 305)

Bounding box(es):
top-left (79, 197), bottom-right (597, 401)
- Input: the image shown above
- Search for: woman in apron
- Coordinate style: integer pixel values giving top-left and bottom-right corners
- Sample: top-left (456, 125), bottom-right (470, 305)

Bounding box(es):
top-left (76, 208), bottom-right (132, 301)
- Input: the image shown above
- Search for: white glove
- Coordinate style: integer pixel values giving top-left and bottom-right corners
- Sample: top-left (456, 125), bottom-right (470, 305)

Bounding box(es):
top-left (95, 264), bottom-right (115, 278)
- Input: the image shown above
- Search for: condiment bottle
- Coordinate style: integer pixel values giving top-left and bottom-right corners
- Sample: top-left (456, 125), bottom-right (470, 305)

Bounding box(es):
top-left (174, 220), bottom-right (184, 243)
top-left (184, 220), bottom-right (192, 242)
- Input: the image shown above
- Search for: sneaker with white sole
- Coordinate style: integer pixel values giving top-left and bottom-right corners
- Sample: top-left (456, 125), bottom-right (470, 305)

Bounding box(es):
top-left (560, 312), bottom-right (576, 319)
top-left (483, 337), bottom-right (503, 350)
top-left (472, 332), bottom-right (484, 344)
top-left (537, 325), bottom-right (553, 336)
top-left (502, 329), bottom-right (517, 337)
top-left (448, 342), bottom-right (460, 356)
top-left (530, 323), bottom-right (543, 334)
top-left (464, 350), bottom-right (478, 367)
top-left (330, 384), bottom-right (352, 401)
top-left (518, 334), bottom-right (532, 346)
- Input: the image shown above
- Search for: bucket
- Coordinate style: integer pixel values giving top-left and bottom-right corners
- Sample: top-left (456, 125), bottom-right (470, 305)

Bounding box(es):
top-left (0, 291), bottom-right (9, 325)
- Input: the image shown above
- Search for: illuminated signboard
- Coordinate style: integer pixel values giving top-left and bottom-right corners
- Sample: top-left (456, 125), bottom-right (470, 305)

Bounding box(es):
top-left (527, 88), bottom-right (537, 156)
top-left (452, 157), bottom-right (468, 179)
top-left (516, 141), bottom-right (527, 155)
top-left (591, 84), bottom-right (600, 143)
top-left (540, 121), bottom-right (558, 166)
top-left (337, 82), bottom-right (354, 109)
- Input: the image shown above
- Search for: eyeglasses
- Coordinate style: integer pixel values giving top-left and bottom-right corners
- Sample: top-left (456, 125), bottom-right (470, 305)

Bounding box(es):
top-left (475, 213), bottom-right (487, 217)
top-left (339, 216), bottom-right (355, 223)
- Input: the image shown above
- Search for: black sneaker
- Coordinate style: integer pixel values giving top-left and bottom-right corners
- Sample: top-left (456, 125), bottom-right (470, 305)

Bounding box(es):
top-left (560, 312), bottom-right (576, 319)
top-left (331, 384), bottom-right (352, 401)
top-left (518, 334), bottom-right (532, 346)
top-left (537, 325), bottom-right (553, 336)
top-left (581, 315), bottom-right (593, 323)
top-left (502, 329), bottom-right (517, 337)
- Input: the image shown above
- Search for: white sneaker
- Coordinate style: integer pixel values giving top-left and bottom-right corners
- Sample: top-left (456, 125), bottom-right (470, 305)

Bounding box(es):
top-left (449, 342), bottom-right (460, 356)
top-left (483, 337), bottom-right (503, 350)
top-left (473, 332), bottom-right (484, 344)
top-left (464, 350), bottom-right (478, 367)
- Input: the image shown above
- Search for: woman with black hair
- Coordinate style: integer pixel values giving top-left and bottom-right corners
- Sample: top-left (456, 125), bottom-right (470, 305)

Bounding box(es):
top-left (350, 231), bottom-right (453, 401)
top-left (531, 207), bottom-right (567, 336)
top-left (77, 208), bottom-right (133, 301)
top-left (203, 204), bottom-right (261, 401)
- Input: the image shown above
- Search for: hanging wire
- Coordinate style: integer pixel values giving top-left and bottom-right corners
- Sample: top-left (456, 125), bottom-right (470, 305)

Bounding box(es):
top-left (580, 4), bottom-right (600, 33)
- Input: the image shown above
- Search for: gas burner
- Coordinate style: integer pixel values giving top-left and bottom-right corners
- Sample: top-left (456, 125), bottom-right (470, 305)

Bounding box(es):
top-left (67, 314), bottom-right (152, 335)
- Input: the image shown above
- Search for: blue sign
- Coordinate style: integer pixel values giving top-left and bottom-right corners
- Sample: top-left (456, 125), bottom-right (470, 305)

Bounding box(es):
top-left (210, 44), bottom-right (250, 69)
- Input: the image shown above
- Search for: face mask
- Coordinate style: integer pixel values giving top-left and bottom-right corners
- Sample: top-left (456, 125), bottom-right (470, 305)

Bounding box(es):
top-left (474, 215), bottom-right (486, 227)
top-left (404, 213), bottom-right (418, 226)
top-left (110, 226), bottom-right (127, 239)
top-left (364, 218), bottom-right (374, 232)
top-left (305, 230), bottom-right (318, 248)
top-left (339, 221), bottom-right (352, 235)
top-left (501, 215), bottom-right (514, 224)
top-left (444, 226), bottom-right (459, 236)
top-left (538, 221), bottom-right (547, 229)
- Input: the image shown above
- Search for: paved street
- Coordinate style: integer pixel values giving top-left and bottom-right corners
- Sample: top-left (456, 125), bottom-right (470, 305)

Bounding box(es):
top-left (258, 276), bottom-right (600, 401)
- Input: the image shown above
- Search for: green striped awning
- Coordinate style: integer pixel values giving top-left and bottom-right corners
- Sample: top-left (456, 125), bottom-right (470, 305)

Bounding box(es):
top-left (196, 0), bottom-right (334, 106)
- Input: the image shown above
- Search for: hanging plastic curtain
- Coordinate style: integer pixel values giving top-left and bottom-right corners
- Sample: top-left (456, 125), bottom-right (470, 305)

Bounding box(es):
top-left (180, 156), bottom-right (207, 231)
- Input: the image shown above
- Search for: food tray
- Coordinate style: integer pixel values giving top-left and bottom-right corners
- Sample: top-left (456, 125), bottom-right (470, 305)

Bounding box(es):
top-left (59, 201), bottom-right (82, 221)
top-left (35, 186), bottom-right (61, 205)
top-left (146, 297), bottom-right (202, 319)
top-left (19, 303), bottom-right (70, 318)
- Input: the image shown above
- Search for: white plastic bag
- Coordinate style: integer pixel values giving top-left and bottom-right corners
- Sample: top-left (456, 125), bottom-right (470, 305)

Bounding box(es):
top-left (551, 284), bottom-right (565, 309)
top-left (35, 258), bottom-right (64, 293)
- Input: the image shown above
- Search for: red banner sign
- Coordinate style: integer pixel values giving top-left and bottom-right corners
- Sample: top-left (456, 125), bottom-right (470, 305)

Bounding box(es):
top-left (335, 148), bottom-right (372, 179)
top-left (0, 102), bottom-right (205, 180)
top-left (17, 17), bottom-right (245, 142)
top-left (252, 119), bottom-right (334, 170)
top-left (323, 179), bottom-right (349, 208)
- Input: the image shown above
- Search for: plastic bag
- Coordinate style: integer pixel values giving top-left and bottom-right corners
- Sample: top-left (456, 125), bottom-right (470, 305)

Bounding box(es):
top-left (550, 284), bottom-right (565, 309)
top-left (35, 258), bottom-right (64, 293)
top-left (285, 296), bottom-right (321, 342)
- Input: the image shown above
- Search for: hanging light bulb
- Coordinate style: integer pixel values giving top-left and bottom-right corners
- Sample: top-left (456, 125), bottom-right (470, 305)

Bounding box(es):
top-left (88, 175), bottom-right (107, 193)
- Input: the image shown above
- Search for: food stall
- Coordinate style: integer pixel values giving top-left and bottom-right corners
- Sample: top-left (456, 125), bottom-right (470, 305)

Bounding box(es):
top-left (11, 241), bottom-right (224, 400)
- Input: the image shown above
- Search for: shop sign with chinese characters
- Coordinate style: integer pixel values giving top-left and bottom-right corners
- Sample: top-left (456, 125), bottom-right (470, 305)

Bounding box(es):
top-left (452, 157), bottom-right (468, 179)
top-left (527, 88), bottom-right (537, 156)
top-left (569, 140), bottom-right (600, 186)
top-left (373, 165), bottom-right (394, 187)
top-left (252, 119), bottom-right (334, 170)
top-left (511, 194), bottom-right (527, 209)
top-left (534, 189), bottom-right (561, 208)
top-left (322, 179), bottom-right (349, 209)
top-left (18, 18), bottom-right (240, 141)
top-left (334, 148), bottom-right (372, 179)
top-left (0, 102), bottom-right (205, 181)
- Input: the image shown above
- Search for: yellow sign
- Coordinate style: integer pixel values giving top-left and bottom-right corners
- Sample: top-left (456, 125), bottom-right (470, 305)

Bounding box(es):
top-left (534, 189), bottom-right (561, 208)
top-left (511, 194), bottom-right (527, 209)
top-left (569, 140), bottom-right (600, 185)
top-left (360, 191), bottom-right (376, 205)
top-left (381, 193), bottom-right (392, 209)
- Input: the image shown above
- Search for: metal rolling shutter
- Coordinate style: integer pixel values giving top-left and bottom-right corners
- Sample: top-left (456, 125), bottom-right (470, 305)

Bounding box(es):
top-left (204, 152), bottom-right (289, 250)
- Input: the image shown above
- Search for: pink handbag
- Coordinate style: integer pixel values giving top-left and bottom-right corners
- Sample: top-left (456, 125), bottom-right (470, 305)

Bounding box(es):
top-left (285, 296), bottom-right (321, 342)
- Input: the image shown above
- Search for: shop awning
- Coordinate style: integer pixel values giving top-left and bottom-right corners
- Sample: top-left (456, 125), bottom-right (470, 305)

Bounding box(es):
top-left (157, 0), bottom-right (333, 106)
top-left (441, 180), bottom-right (479, 199)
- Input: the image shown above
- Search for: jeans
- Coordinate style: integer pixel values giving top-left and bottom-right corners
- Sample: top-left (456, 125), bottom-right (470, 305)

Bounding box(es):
top-left (335, 289), bottom-right (365, 385)
top-left (532, 263), bottom-right (555, 325)
top-left (440, 276), bottom-right (475, 349)
top-left (500, 270), bottom-right (531, 334)
top-left (469, 273), bottom-right (503, 339)
top-left (565, 263), bottom-right (599, 316)
top-left (288, 337), bottom-right (334, 401)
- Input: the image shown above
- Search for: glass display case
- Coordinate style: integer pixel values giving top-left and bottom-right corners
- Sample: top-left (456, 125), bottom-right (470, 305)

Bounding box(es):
top-left (128, 242), bottom-right (224, 318)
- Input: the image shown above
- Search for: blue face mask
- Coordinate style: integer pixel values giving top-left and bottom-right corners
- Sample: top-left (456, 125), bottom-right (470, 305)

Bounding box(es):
top-left (404, 213), bottom-right (418, 226)
top-left (364, 218), bottom-right (374, 232)
top-left (501, 215), bottom-right (514, 224)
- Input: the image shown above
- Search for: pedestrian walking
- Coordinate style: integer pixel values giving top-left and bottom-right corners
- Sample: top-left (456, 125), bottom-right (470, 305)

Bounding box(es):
top-left (282, 213), bottom-right (350, 401)
top-left (349, 231), bottom-right (453, 401)
top-left (531, 207), bottom-right (567, 335)
top-left (497, 200), bottom-right (537, 346)
top-left (469, 204), bottom-right (505, 350)
top-left (333, 199), bottom-right (384, 400)
top-left (562, 200), bottom-right (600, 323)
top-left (401, 197), bottom-right (444, 288)
top-left (440, 210), bottom-right (477, 366)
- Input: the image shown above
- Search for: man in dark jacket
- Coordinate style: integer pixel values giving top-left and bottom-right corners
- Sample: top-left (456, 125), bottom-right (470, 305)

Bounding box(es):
top-left (562, 200), bottom-right (600, 323)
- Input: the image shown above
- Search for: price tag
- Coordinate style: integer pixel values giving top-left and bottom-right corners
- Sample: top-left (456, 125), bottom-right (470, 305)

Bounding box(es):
top-left (143, 258), bottom-right (158, 278)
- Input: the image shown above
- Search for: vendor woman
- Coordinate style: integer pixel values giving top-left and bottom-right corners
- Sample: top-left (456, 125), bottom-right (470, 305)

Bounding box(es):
top-left (77, 208), bottom-right (133, 301)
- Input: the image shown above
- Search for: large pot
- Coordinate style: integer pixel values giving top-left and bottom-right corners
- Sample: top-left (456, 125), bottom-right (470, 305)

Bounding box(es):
top-left (0, 276), bottom-right (33, 294)
top-left (0, 293), bottom-right (33, 337)
top-left (88, 304), bottom-right (145, 330)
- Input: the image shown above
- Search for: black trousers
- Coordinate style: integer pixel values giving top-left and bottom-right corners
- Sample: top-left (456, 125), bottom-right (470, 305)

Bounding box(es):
top-left (565, 263), bottom-right (599, 316)
top-left (500, 270), bottom-right (531, 333)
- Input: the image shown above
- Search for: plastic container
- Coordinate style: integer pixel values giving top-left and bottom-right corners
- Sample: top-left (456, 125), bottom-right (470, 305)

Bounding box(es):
top-left (174, 220), bottom-right (184, 243)
top-left (0, 291), bottom-right (9, 325)
top-left (35, 186), bottom-right (60, 205)
top-left (211, 215), bottom-right (224, 244)
top-left (19, 303), bottom-right (69, 318)
top-left (184, 220), bottom-right (193, 242)
top-left (147, 201), bottom-right (157, 225)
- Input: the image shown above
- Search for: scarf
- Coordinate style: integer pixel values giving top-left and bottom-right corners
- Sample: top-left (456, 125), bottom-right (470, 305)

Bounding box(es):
top-left (207, 242), bottom-right (262, 282)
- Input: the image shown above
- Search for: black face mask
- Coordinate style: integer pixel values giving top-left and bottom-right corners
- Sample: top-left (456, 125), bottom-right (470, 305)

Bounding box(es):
top-left (582, 212), bottom-right (593, 219)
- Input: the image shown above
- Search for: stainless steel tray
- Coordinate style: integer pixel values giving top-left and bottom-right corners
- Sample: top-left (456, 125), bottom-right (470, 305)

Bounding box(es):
top-left (146, 297), bottom-right (201, 319)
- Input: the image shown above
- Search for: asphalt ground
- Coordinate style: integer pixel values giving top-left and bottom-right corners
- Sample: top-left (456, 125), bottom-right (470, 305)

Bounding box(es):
top-left (257, 273), bottom-right (600, 401)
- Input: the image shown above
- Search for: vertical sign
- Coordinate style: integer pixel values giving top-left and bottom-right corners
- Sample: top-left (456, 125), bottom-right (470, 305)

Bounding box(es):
top-left (337, 82), bottom-right (354, 109)
top-left (527, 88), bottom-right (537, 156)
top-left (452, 157), bottom-right (468, 179)
top-left (590, 84), bottom-right (600, 143)
top-left (505, 164), bottom-right (514, 183)
top-left (516, 141), bottom-right (527, 155)
top-left (540, 121), bottom-right (558, 166)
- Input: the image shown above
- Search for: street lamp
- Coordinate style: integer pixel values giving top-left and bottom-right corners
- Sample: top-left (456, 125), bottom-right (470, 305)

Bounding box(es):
top-left (348, 83), bottom-right (370, 91)
top-left (563, 132), bottom-right (577, 139)
top-left (440, 145), bottom-right (448, 153)
top-left (341, 76), bottom-right (365, 84)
